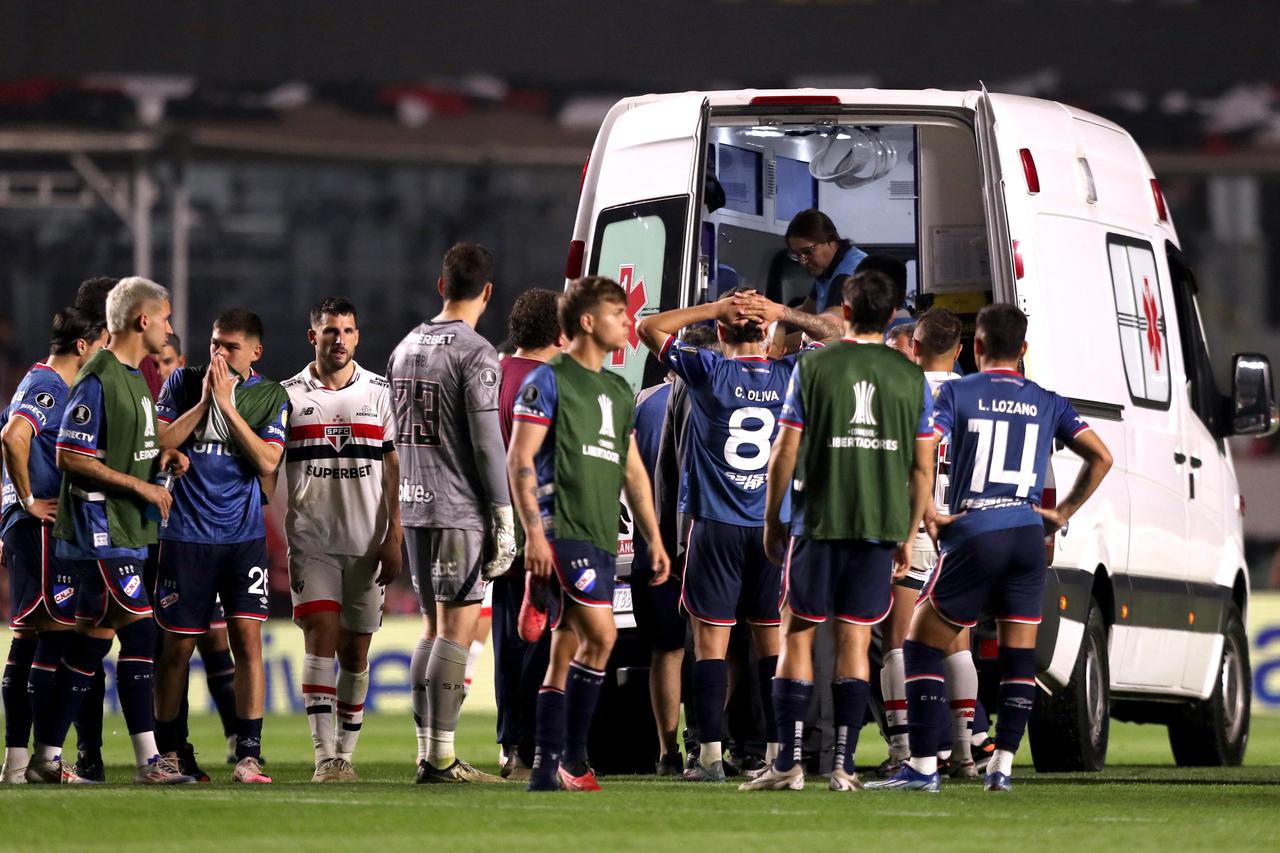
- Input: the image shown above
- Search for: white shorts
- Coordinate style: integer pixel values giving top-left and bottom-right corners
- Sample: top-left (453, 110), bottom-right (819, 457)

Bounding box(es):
top-left (900, 535), bottom-right (938, 590)
top-left (288, 549), bottom-right (385, 634)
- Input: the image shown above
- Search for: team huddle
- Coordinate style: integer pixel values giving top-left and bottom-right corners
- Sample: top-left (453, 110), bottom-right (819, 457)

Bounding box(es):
top-left (0, 242), bottom-right (1111, 792)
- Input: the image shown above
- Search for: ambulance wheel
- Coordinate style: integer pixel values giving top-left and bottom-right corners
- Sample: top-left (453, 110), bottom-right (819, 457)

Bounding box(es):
top-left (1028, 599), bottom-right (1110, 772)
top-left (1167, 604), bottom-right (1250, 767)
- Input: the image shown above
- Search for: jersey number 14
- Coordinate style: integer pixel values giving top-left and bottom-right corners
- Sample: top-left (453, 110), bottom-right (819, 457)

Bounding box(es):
top-left (968, 418), bottom-right (1038, 498)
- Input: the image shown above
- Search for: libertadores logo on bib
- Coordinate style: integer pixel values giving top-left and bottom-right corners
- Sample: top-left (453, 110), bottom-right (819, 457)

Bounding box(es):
top-left (850, 381), bottom-right (877, 427)
top-left (597, 394), bottom-right (616, 439)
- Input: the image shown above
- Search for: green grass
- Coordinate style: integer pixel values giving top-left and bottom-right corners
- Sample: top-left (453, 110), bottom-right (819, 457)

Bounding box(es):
top-left (3, 713), bottom-right (1279, 852)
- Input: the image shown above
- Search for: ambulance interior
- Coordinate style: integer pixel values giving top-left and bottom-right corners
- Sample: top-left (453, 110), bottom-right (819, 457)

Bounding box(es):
top-left (699, 118), bottom-right (994, 371)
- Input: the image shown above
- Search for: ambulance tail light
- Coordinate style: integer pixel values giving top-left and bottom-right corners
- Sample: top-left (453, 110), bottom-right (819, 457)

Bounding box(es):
top-left (1042, 486), bottom-right (1057, 565)
top-left (1151, 178), bottom-right (1169, 222)
top-left (565, 240), bottom-right (586, 279)
top-left (1013, 240), bottom-right (1025, 280)
top-left (1019, 148), bottom-right (1040, 194)
top-left (749, 95), bottom-right (842, 107)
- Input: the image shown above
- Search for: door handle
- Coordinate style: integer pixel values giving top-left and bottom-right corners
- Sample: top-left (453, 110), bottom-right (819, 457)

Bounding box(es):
top-left (1174, 452), bottom-right (1187, 465)
top-left (1190, 456), bottom-right (1202, 469)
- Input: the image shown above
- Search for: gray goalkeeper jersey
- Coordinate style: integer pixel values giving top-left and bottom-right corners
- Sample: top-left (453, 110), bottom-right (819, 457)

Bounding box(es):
top-left (387, 319), bottom-right (504, 530)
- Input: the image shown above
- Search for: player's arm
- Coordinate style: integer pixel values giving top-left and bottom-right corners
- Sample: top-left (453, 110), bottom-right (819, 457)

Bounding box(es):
top-left (734, 291), bottom-right (841, 343)
top-left (0, 416), bottom-right (57, 523)
top-left (764, 425), bottom-right (800, 565)
top-left (468, 406), bottom-right (517, 578)
top-left (635, 292), bottom-right (752, 355)
top-left (204, 358), bottom-right (284, 477)
top-left (158, 368), bottom-right (209, 450)
top-left (899, 435), bottom-right (937, 578)
top-left (623, 438), bottom-right (670, 586)
top-left (375, 448), bottom-right (404, 585)
top-left (1035, 430), bottom-right (1113, 535)
top-left (507, 419), bottom-right (552, 578)
top-left (56, 450), bottom-right (172, 519)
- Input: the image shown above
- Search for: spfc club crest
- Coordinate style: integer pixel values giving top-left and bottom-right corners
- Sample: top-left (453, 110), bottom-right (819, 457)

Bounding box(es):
top-left (325, 425), bottom-right (352, 452)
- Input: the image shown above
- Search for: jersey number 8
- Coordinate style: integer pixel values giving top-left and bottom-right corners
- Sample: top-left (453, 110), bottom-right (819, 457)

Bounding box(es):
top-left (724, 407), bottom-right (776, 472)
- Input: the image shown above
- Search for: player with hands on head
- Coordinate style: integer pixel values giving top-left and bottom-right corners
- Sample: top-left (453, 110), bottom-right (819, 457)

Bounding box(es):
top-left (508, 276), bottom-right (671, 792)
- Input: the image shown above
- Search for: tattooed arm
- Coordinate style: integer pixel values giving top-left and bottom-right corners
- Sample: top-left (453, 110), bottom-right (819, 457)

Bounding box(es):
top-left (506, 419), bottom-right (553, 577)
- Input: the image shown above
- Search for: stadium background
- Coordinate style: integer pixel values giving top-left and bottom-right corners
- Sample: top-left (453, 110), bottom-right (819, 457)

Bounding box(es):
top-left (2, 0), bottom-right (1280, 718)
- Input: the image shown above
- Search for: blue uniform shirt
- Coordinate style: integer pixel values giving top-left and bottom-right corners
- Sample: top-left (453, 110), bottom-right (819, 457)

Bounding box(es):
top-left (932, 368), bottom-right (1090, 547)
top-left (634, 383), bottom-right (670, 477)
top-left (0, 364), bottom-right (68, 535)
top-left (511, 364), bottom-right (561, 522)
top-left (810, 242), bottom-right (868, 313)
top-left (156, 369), bottom-right (288, 544)
top-left (661, 336), bottom-right (795, 527)
top-left (53, 373), bottom-right (149, 560)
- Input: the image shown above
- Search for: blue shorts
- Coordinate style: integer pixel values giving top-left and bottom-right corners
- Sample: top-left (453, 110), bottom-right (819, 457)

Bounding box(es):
top-left (681, 518), bottom-right (782, 627)
top-left (784, 537), bottom-right (895, 625)
top-left (153, 538), bottom-right (270, 634)
top-left (632, 536), bottom-right (686, 652)
top-left (920, 524), bottom-right (1047, 628)
top-left (548, 537), bottom-right (616, 632)
top-left (73, 555), bottom-right (152, 624)
top-left (2, 518), bottom-right (77, 628)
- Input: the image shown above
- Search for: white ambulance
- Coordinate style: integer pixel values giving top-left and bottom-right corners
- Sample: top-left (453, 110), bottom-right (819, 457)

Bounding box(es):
top-left (569, 88), bottom-right (1278, 770)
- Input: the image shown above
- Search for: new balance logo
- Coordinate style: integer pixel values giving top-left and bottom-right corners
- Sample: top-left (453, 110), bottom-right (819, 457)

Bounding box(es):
top-left (598, 394), bottom-right (616, 439)
top-left (850, 381), bottom-right (877, 426)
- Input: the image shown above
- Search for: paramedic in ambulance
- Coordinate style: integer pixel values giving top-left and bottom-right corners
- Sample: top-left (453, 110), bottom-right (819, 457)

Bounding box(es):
top-left (784, 209), bottom-right (867, 314)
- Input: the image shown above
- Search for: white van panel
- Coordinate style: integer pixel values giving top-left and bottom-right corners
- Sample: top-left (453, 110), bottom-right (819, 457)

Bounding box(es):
top-left (1183, 633), bottom-right (1225, 700)
top-left (1114, 626), bottom-right (1198, 692)
top-left (1073, 119), bottom-right (1154, 227)
top-left (592, 96), bottom-right (707, 208)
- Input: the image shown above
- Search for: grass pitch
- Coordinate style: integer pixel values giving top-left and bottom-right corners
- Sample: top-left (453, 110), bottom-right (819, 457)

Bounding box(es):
top-left (2, 712), bottom-right (1278, 852)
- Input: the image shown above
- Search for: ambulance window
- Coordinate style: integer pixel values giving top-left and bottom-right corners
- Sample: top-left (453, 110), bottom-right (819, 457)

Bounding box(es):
top-left (1106, 235), bottom-right (1171, 409)
top-left (1167, 248), bottom-right (1225, 439)
top-left (589, 195), bottom-right (687, 391)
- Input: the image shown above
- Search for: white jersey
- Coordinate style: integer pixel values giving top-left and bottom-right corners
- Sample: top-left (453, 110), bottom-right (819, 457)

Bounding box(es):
top-left (282, 361), bottom-right (397, 556)
top-left (912, 369), bottom-right (963, 565)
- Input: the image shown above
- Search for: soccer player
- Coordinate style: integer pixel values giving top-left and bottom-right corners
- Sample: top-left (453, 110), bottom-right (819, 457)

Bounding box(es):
top-left (0, 307), bottom-right (108, 783)
top-left (283, 297), bottom-right (402, 783)
top-left (387, 243), bottom-right (515, 784)
top-left (744, 270), bottom-right (936, 793)
top-left (635, 288), bottom-right (838, 782)
top-left (493, 288), bottom-right (561, 779)
top-left (868, 303), bottom-right (1112, 792)
top-left (29, 277), bottom-right (193, 784)
top-left (156, 333), bottom-right (186, 382)
top-left (152, 308), bottom-right (289, 784)
top-left (878, 309), bottom-right (972, 776)
top-left (508, 276), bottom-right (672, 792)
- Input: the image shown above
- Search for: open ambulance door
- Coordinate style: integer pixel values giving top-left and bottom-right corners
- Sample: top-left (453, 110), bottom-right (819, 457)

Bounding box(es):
top-left (974, 86), bottom-right (1017, 305)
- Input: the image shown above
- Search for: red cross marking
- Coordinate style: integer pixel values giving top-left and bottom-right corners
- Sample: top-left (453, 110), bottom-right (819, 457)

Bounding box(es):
top-left (612, 263), bottom-right (648, 368)
top-left (1141, 276), bottom-right (1162, 373)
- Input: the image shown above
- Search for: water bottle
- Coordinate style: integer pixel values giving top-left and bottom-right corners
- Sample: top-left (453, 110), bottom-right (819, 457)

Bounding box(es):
top-left (144, 467), bottom-right (176, 525)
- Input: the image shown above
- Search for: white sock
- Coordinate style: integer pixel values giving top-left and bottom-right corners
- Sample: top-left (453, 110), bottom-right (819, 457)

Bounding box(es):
top-left (336, 666), bottom-right (370, 762)
top-left (989, 749), bottom-right (1015, 777)
top-left (465, 638), bottom-right (484, 694)
top-left (5, 747), bottom-right (29, 768)
top-left (303, 653), bottom-right (337, 762)
top-left (35, 743), bottom-right (59, 762)
top-left (881, 648), bottom-right (909, 760)
top-left (944, 651), bottom-right (978, 764)
top-left (938, 748), bottom-right (952, 761)
top-left (132, 732), bottom-right (159, 767)
top-left (701, 740), bottom-right (723, 768)
top-left (909, 755), bottom-right (938, 776)
top-left (765, 742), bottom-right (780, 765)
top-left (410, 637), bottom-right (433, 761)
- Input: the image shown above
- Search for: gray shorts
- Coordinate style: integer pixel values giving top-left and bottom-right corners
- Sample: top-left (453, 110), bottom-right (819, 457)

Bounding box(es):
top-left (405, 527), bottom-right (486, 608)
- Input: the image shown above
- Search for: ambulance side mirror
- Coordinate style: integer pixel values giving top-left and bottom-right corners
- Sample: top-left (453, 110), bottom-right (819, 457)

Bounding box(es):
top-left (1230, 352), bottom-right (1279, 437)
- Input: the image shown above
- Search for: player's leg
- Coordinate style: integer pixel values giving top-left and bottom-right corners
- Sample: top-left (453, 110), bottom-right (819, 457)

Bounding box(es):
top-left (404, 528), bottom-right (437, 766)
top-left (689, 620), bottom-right (732, 780)
top-left (154, 632), bottom-right (198, 761)
top-left (649, 637), bottom-right (684, 775)
top-left (743, 528), bottom-right (783, 769)
top-left (466, 589), bottom-right (492, 694)
top-left (196, 623), bottom-right (238, 752)
top-left (2, 521), bottom-right (45, 781)
top-left (225, 538), bottom-right (271, 783)
top-left (151, 540), bottom-right (212, 774)
top-left (558, 597), bottom-right (615, 789)
top-left (943, 627), bottom-right (978, 777)
top-left (880, 578), bottom-right (922, 771)
top-left (984, 524), bottom-right (1049, 792)
top-left (330, 550), bottom-right (386, 778)
top-left (527, 615), bottom-right (577, 791)
top-left (489, 570), bottom-right (528, 775)
top-left (291, 550), bottom-right (343, 779)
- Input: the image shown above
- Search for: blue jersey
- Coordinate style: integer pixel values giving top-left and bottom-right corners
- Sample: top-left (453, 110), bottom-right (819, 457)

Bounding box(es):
top-left (0, 364), bottom-right (68, 535)
top-left (661, 336), bottom-right (793, 527)
top-left (932, 368), bottom-right (1090, 547)
top-left (511, 364), bottom-right (561, 522)
top-left (634, 383), bottom-right (670, 478)
top-left (156, 369), bottom-right (288, 544)
top-left (53, 373), bottom-right (149, 560)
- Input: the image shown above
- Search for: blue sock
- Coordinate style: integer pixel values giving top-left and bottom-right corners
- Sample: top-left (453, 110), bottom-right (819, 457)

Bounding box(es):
top-left (115, 619), bottom-right (158, 736)
top-left (562, 662), bottom-right (605, 773)
top-left (236, 717), bottom-right (264, 760)
top-left (530, 687), bottom-right (565, 786)
top-left (27, 633), bottom-right (71, 748)
top-left (693, 658), bottom-right (728, 749)
top-left (771, 678), bottom-right (812, 772)
top-left (42, 635), bottom-right (112, 751)
top-left (202, 648), bottom-right (238, 739)
top-left (995, 647), bottom-right (1038, 754)
top-left (832, 678), bottom-right (870, 774)
top-left (756, 656), bottom-right (778, 745)
top-left (903, 640), bottom-right (947, 761)
top-left (74, 666), bottom-right (105, 754)
top-left (3, 636), bottom-right (37, 748)
top-left (973, 697), bottom-right (991, 741)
